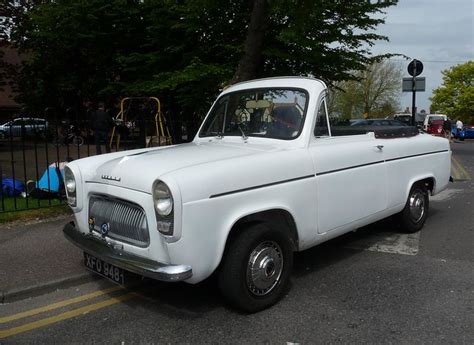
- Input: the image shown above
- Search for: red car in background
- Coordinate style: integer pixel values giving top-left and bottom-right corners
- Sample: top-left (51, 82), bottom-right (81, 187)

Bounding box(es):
top-left (426, 119), bottom-right (445, 136)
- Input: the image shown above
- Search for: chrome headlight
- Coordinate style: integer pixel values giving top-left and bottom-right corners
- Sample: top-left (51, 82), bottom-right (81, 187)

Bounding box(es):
top-left (153, 181), bottom-right (173, 216)
top-left (153, 180), bottom-right (174, 235)
top-left (64, 166), bottom-right (76, 207)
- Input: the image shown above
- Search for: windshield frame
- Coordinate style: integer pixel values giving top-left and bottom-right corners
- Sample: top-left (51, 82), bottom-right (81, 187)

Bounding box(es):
top-left (198, 87), bottom-right (309, 140)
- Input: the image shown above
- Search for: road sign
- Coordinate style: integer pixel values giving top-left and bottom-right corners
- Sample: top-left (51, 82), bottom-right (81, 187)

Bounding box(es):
top-left (404, 59), bottom-right (425, 125)
top-left (402, 77), bottom-right (426, 92)
top-left (408, 59), bottom-right (423, 76)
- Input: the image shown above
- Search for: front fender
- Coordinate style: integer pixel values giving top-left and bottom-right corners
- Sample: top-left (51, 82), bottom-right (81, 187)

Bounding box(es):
top-left (167, 177), bottom-right (316, 284)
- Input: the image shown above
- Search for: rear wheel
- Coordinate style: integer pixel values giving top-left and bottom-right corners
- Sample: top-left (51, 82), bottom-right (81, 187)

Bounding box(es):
top-left (397, 184), bottom-right (429, 233)
top-left (218, 223), bottom-right (293, 313)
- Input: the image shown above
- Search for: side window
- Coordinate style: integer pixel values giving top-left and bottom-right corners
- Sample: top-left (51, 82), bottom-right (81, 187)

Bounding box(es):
top-left (13, 119), bottom-right (25, 127)
top-left (314, 99), bottom-right (329, 137)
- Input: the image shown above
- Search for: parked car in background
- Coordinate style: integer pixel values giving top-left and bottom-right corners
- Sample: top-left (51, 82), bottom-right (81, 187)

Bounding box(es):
top-left (423, 114), bottom-right (447, 132)
top-left (63, 77), bottom-right (451, 312)
top-left (393, 114), bottom-right (412, 126)
top-left (351, 119), bottom-right (407, 126)
top-left (0, 117), bottom-right (49, 139)
top-left (461, 124), bottom-right (474, 139)
top-left (393, 113), bottom-right (426, 128)
top-left (426, 119), bottom-right (445, 137)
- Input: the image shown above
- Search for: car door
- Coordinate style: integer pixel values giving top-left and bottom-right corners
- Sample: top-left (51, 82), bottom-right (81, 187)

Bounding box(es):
top-left (8, 119), bottom-right (23, 137)
top-left (309, 97), bottom-right (388, 234)
top-left (16, 118), bottom-right (28, 137)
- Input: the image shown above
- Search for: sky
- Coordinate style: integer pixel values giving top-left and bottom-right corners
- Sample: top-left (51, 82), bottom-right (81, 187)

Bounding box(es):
top-left (371, 0), bottom-right (473, 113)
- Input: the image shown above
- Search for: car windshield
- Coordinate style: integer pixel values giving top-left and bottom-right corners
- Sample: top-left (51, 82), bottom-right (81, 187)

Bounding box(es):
top-left (199, 88), bottom-right (308, 140)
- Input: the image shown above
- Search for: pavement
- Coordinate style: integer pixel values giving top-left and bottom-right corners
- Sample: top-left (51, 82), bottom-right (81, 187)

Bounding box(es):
top-left (0, 215), bottom-right (96, 303)
top-left (0, 143), bottom-right (471, 304)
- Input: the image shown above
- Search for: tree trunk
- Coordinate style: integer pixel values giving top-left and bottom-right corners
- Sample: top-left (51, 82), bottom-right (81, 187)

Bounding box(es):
top-left (230, 0), bottom-right (269, 85)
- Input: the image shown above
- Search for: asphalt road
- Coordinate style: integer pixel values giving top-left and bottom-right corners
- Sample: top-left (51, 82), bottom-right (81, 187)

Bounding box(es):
top-left (1, 140), bottom-right (473, 344)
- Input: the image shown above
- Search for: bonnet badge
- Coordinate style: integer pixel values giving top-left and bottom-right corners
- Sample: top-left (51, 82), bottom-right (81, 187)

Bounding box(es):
top-left (101, 175), bottom-right (121, 182)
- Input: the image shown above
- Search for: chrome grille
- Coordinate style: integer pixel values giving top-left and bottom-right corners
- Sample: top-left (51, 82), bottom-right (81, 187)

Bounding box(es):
top-left (89, 195), bottom-right (149, 247)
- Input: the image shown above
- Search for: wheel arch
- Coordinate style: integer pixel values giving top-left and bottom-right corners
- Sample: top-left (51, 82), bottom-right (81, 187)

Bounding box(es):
top-left (222, 208), bottom-right (299, 261)
top-left (406, 175), bottom-right (435, 197)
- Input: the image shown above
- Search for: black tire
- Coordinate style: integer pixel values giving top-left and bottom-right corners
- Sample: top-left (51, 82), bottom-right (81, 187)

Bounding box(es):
top-left (72, 135), bottom-right (84, 146)
top-left (397, 184), bottom-right (429, 233)
top-left (218, 223), bottom-right (293, 313)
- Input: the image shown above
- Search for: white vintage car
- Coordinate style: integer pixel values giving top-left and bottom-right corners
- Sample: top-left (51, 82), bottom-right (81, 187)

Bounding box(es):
top-left (63, 77), bottom-right (451, 312)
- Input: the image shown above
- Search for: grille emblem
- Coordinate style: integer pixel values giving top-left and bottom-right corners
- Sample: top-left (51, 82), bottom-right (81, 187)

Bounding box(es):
top-left (101, 174), bottom-right (121, 182)
top-left (100, 222), bottom-right (110, 237)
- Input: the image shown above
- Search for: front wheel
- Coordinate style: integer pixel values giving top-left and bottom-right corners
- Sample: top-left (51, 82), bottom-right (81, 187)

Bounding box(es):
top-left (397, 184), bottom-right (429, 233)
top-left (218, 223), bottom-right (293, 313)
top-left (72, 135), bottom-right (84, 146)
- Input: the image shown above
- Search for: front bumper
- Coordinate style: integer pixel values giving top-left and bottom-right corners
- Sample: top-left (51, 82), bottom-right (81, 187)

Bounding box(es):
top-left (63, 222), bottom-right (192, 282)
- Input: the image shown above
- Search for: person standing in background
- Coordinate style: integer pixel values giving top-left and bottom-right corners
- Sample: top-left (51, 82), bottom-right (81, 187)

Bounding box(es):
top-left (92, 102), bottom-right (113, 154)
top-left (443, 118), bottom-right (452, 142)
top-left (456, 119), bottom-right (464, 138)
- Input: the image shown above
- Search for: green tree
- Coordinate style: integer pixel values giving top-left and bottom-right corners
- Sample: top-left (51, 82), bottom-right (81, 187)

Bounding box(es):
top-left (430, 61), bottom-right (474, 123)
top-left (9, 0), bottom-right (148, 112)
top-left (6, 0), bottom-right (399, 134)
top-left (329, 59), bottom-right (402, 118)
top-left (233, 0), bottom-right (398, 84)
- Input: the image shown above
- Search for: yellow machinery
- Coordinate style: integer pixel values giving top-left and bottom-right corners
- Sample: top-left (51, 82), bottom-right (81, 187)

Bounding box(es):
top-left (109, 97), bottom-right (172, 150)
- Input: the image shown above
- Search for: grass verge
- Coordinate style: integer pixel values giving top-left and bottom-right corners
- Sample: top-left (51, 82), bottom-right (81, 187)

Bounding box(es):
top-left (0, 197), bottom-right (71, 223)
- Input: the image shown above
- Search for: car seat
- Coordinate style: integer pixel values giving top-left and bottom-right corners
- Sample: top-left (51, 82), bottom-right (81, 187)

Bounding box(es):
top-left (267, 107), bottom-right (301, 139)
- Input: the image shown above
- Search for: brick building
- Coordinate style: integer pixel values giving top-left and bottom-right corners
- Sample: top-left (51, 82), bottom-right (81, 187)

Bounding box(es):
top-left (0, 45), bottom-right (22, 121)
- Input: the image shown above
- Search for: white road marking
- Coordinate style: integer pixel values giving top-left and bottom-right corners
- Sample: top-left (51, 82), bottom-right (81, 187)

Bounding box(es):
top-left (344, 231), bottom-right (420, 256)
top-left (344, 188), bottom-right (462, 256)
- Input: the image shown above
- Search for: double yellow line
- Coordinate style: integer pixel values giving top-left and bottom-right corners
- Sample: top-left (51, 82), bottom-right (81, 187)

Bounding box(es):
top-left (0, 285), bottom-right (136, 339)
top-left (452, 156), bottom-right (471, 181)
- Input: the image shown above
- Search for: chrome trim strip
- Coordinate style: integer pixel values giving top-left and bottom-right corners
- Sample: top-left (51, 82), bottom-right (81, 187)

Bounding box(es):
top-left (317, 150), bottom-right (450, 176)
top-left (209, 174), bottom-right (315, 199)
top-left (316, 160), bottom-right (384, 176)
top-left (384, 149), bottom-right (449, 162)
top-left (209, 150), bottom-right (449, 199)
top-left (63, 222), bottom-right (192, 282)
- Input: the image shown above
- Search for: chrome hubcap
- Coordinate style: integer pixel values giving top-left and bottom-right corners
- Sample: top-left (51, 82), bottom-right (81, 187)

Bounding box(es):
top-left (409, 191), bottom-right (425, 223)
top-left (246, 241), bottom-right (283, 296)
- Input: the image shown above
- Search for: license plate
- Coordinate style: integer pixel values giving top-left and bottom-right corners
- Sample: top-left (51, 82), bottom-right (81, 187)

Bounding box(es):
top-left (84, 252), bottom-right (126, 285)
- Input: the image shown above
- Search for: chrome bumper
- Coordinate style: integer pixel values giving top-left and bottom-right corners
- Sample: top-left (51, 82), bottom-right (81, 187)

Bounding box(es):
top-left (63, 222), bottom-right (192, 282)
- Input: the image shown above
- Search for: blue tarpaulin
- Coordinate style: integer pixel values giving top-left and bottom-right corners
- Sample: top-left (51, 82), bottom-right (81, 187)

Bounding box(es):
top-left (1, 178), bottom-right (25, 197)
top-left (36, 162), bottom-right (66, 192)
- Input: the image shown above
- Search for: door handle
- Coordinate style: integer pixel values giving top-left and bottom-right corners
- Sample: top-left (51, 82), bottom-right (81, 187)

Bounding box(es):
top-left (375, 145), bottom-right (384, 151)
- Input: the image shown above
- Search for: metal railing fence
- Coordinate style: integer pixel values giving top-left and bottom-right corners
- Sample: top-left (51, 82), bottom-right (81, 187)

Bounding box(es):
top-left (0, 107), bottom-right (197, 213)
